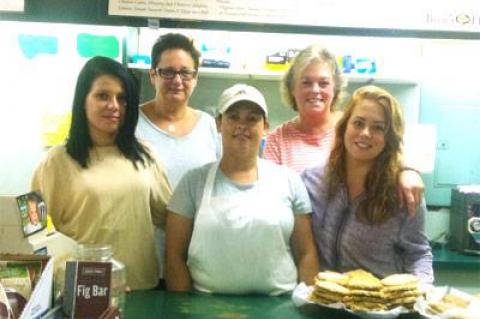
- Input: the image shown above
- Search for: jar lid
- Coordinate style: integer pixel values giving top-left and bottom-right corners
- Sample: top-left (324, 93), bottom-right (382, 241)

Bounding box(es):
top-left (75, 244), bottom-right (113, 260)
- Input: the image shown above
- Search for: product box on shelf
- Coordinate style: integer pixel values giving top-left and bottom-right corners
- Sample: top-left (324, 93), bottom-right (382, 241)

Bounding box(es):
top-left (0, 254), bottom-right (54, 319)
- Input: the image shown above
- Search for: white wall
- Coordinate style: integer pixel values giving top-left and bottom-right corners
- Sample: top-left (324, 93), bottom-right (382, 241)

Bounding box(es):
top-left (0, 22), bottom-right (126, 194)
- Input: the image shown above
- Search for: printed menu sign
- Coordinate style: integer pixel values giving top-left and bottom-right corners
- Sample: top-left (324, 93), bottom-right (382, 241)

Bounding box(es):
top-left (108, 0), bottom-right (295, 23)
top-left (64, 261), bottom-right (112, 318)
top-left (108, 0), bottom-right (480, 33)
top-left (0, 0), bottom-right (24, 12)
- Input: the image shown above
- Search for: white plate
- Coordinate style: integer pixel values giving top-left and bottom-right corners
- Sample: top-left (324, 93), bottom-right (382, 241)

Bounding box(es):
top-left (292, 283), bottom-right (414, 319)
top-left (414, 286), bottom-right (480, 319)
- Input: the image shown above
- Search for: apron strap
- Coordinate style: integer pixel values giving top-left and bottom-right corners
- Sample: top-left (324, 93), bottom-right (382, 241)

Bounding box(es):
top-left (200, 162), bottom-right (219, 206)
top-left (202, 158), bottom-right (265, 204)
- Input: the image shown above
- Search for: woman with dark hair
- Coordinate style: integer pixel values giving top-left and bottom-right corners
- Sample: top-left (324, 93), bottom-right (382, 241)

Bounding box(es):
top-left (136, 33), bottom-right (221, 283)
top-left (302, 85), bottom-right (433, 284)
top-left (31, 56), bottom-right (171, 290)
top-left (137, 32), bottom-right (220, 188)
top-left (166, 84), bottom-right (319, 295)
top-left (67, 55), bottom-right (151, 167)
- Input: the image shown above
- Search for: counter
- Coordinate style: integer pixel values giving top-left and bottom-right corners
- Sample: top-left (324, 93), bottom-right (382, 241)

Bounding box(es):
top-left (432, 247), bottom-right (480, 294)
top-left (432, 246), bottom-right (480, 268)
top-left (124, 248), bottom-right (479, 318)
top-left (125, 290), bottom-right (423, 319)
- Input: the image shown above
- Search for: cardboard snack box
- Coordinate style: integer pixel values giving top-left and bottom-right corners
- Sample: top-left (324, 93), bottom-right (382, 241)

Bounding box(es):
top-left (0, 254), bottom-right (53, 319)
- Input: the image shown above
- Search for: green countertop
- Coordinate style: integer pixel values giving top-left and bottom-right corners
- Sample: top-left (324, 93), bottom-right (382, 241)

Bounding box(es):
top-left (433, 247), bottom-right (480, 269)
top-left (124, 290), bottom-right (422, 319)
top-left (123, 248), bottom-right (478, 318)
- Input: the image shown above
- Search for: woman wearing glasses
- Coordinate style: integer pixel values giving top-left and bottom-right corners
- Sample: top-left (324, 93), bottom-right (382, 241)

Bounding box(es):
top-left (136, 33), bottom-right (221, 286)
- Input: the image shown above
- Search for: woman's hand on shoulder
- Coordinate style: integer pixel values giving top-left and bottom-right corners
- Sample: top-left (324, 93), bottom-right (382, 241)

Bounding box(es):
top-left (397, 169), bottom-right (424, 218)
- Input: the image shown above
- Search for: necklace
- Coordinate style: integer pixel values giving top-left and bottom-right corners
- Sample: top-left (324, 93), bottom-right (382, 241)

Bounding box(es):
top-left (166, 123), bottom-right (176, 133)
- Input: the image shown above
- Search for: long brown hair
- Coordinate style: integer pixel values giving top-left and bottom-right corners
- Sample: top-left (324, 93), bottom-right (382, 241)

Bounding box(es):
top-left (327, 85), bottom-right (404, 224)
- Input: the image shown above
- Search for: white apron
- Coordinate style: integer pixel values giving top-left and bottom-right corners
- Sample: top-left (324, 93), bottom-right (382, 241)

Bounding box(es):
top-left (187, 161), bottom-right (297, 295)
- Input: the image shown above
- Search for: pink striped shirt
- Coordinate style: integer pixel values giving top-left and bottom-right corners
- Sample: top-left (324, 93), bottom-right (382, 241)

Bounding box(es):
top-left (263, 119), bottom-right (335, 174)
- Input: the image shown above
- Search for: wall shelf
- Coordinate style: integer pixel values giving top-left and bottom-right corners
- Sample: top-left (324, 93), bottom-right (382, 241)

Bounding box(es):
top-left (199, 67), bottom-right (284, 81)
top-left (128, 63), bottom-right (419, 85)
top-left (199, 68), bottom-right (419, 85)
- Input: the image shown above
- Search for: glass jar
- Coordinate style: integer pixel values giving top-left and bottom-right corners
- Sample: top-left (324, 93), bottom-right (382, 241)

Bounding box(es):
top-left (73, 244), bottom-right (126, 316)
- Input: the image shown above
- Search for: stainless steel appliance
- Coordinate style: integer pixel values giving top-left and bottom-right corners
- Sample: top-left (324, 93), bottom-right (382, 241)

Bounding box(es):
top-left (448, 187), bottom-right (480, 255)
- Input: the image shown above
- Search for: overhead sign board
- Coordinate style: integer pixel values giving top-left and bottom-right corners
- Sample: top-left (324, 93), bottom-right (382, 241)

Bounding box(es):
top-left (108, 0), bottom-right (480, 33)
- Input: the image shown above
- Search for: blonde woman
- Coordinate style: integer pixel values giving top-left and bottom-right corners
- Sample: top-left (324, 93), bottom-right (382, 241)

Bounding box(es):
top-left (264, 44), bottom-right (424, 216)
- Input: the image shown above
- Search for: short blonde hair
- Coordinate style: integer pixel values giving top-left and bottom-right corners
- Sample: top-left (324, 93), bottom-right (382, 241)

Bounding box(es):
top-left (281, 44), bottom-right (345, 111)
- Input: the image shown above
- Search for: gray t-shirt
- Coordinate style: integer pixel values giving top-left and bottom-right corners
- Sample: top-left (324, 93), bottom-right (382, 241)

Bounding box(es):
top-left (168, 159), bottom-right (312, 222)
top-left (136, 109), bottom-right (221, 189)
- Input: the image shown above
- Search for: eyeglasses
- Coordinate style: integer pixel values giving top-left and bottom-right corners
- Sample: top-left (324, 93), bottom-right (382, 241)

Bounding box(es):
top-left (155, 67), bottom-right (197, 80)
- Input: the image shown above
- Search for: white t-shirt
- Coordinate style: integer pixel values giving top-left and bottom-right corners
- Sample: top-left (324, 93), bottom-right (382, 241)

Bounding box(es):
top-left (168, 159), bottom-right (312, 235)
top-left (168, 159), bottom-right (312, 294)
top-left (136, 109), bottom-right (221, 189)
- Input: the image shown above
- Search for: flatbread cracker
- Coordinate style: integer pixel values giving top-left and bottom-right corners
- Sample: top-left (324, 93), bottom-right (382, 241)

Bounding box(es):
top-left (381, 273), bottom-right (418, 286)
top-left (345, 269), bottom-right (382, 290)
top-left (387, 295), bottom-right (418, 305)
top-left (314, 280), bottom-right (350, 295)
top-left (384, 289), bottom-right (421, 300)
top-left (343, 295), bottom-right (384, 303)
top-left (442, 293), bottom-right (470, 308)
top-left (349, 289), bottom-right (384, 298)
top-left (315, 271), bottom-right (349, 285)
top-left (310, 295), bottom-right (338, 306)
top-left (429, 300), bottom-right (458, 314)
top-left (382, 283), bottom-right (418, 292)
top-left (347, 302), bottom-right (387, 312)
top-left (310, 292), bottom-right (340, 304)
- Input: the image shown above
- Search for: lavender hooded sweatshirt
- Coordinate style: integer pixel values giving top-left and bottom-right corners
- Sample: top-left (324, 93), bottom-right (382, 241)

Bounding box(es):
top-left (301, 165), bottom-right (434, 284)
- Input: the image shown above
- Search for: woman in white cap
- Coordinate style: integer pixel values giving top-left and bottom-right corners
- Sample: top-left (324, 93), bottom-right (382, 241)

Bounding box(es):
top-left (165, 84), bottom-right (319, 295)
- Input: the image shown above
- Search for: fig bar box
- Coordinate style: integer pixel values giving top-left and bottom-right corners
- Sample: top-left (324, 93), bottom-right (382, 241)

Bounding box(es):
top-left (64, 261), bottom-right (111, 318)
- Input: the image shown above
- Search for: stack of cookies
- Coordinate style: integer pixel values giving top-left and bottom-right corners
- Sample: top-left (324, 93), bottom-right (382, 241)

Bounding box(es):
top-left (381, 274), bottom-right (422, 310)
top-left (310, 271), bottom-right (350, 305)
top-left (343, 269), bottom-right (386, 312)
top-left (310, 269), bottom-right (422, 312)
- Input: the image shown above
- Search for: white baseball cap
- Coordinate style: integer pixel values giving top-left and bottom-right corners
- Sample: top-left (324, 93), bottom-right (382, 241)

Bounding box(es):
top-left (217, 84), bottom-right (268, 117)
